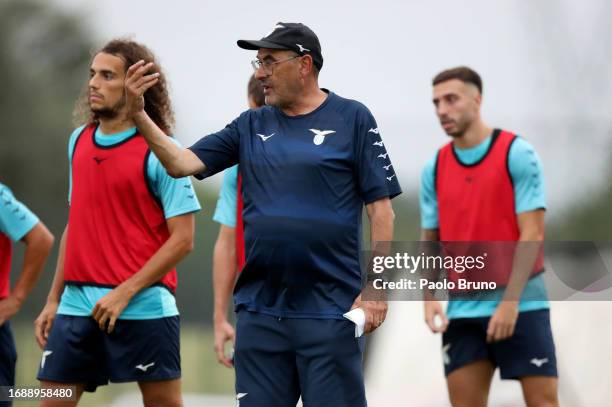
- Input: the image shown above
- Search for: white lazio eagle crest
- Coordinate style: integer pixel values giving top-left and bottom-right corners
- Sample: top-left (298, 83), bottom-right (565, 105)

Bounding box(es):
top-left (310, 129), bottom-right (336, 145)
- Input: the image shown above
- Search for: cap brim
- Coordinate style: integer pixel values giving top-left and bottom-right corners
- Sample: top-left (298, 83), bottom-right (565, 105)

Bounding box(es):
top-left (237, 39), bottom-right (291, 51)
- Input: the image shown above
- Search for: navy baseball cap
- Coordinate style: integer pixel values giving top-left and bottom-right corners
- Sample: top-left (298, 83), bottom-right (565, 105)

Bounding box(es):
top-left (237, 22), bottom-right (324, 71)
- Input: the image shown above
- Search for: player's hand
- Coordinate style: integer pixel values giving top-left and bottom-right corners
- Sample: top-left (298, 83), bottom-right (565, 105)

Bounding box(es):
top-left (351, 294), bottom-right (388, 334)
top-left (92, 287), bottom-right (132, 334)
top-left (424, 300), bottom-right (449, 333)
top-left (124, 60), bottom-right (160, 118)
top-left (487, 301), bottom-right (519, 342)
top-left (0, 295), bottom-right (22, 327)
top-left (214, 318), bottom-right (236, 368)
top-left (34, 301), bottom-right (58, 349)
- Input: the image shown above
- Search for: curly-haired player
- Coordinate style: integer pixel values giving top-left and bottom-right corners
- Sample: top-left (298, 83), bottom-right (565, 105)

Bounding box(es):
top-left (35, 39), bottom-right (200, 407)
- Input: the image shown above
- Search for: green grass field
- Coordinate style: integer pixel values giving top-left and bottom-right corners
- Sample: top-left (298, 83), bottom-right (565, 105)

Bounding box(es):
top-left (12, 323), bottom-right (235, 406)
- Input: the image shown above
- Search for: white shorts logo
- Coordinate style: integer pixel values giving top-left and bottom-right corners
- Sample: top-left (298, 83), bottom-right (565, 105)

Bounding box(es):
top-left (442, 344), bottom-right (451, 365)
top-left (41, 350), bottom-right (53, 369)
top-left (135, 362), bottom-right (156, 372)
top-left (236, 393), bottom-right (248, 407)
top-left (530, 358), bottom-right (549, 367)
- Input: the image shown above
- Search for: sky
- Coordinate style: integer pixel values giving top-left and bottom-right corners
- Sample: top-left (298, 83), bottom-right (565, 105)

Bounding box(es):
top-left (52, 0), bottom-right (612, 216)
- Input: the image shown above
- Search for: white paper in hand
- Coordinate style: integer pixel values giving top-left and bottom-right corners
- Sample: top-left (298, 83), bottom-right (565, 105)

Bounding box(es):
top-left (343, 308), bottom-right (366, 337)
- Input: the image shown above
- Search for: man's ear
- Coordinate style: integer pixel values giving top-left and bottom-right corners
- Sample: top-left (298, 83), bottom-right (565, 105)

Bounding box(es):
top-left (473, 91), bottom-right (482, 108)
top-left (300, 55), bottom-right (314, 78)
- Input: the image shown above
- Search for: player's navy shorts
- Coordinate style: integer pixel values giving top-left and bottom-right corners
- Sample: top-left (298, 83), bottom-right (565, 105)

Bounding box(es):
top-left (37, 315), bottom-right (180, 392)
top-left (0, 321), bottom-right (17, 407)
top-left (442, 309), bottom-right (557, 380)
top-left (234, 310), bottom-right (367, 407)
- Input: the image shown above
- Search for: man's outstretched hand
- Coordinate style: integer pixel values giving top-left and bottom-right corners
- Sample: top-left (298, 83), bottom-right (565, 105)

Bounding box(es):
top-left (124, 60), bottom-right (160, 118)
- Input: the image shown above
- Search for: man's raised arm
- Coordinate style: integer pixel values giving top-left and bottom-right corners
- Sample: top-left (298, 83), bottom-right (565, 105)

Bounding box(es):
top-left (126, 60), bottom-right (205, 178)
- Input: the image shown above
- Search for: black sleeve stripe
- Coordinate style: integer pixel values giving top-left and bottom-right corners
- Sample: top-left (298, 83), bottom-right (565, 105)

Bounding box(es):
top-left (506, 135), bottom-right (519, 189)
top-left (433, 150), bottom-right (440, 194)
top-left (143, 149), bottom-right (164, 210)
top-left (71, 124), bottom-right (92, 161)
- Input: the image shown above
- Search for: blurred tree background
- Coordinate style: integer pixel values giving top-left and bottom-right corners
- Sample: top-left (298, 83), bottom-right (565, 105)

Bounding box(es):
top-left (548, 148), bottom-right (612, 241)
top-left (0, 0), bottom-right (220, 323)
top-left (0, 0), bottom-right (89, 316)
top-left (0, 0), bottom-right (610, 405)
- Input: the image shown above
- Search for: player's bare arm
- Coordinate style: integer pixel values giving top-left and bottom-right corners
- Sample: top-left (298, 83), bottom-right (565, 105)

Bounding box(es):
top-left (213, 225), bottom-right (238, 368)
top-left (351, 197), bottom-right (394, 334)
top-left (34, 225), bottom-right (67, 349)
top-left (124, 60), bottom-right (204, 177)
top-left (0, 222), bottom-right (54, 326)
top-left (420, 228), bottom-right (449, 333)
top-left (92, 213), bottom-right (195, 333)
top-left (486, 209), bottom-right (545, 343)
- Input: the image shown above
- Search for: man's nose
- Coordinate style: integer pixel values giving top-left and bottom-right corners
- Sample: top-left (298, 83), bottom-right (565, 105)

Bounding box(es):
top-left (89, 75), bottom-right (99, 89)
top-left (436, 102), bottom-right (449, 117)
top-left (254, 67), bottom-right (268, 81)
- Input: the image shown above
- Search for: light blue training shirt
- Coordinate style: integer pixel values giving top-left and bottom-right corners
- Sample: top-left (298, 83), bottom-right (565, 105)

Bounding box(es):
top-left (420, 135), bottom-right (549, 319)
top-left (58, 125), bottom-right (201, 320)
top-left (0, 183), bottom-right (39, 243)
top-left (213, 165), bottom-right (239, 228)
